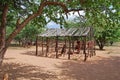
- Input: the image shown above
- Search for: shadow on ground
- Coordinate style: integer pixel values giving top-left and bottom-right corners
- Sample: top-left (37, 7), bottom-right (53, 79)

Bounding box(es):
top-left (1, 51), bottom-right (120, 80)
top-left (0, 63), bottom-right (57, 80)
top-left (21, 50), bottom-right (62, 59)
top-left (21, 51), bottom-right (39, 56)
top-left (55, 56), bottom-right (120, 80)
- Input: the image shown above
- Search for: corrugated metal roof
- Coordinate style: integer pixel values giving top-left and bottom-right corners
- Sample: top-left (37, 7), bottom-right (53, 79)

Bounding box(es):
top-left (38, 27), bottom-right (92, 37)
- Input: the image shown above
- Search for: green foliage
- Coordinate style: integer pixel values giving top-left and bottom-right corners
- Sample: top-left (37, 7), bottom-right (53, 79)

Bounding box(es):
top-left (6, 27), bottom-right (13, 37)
top-left (1, 0), bottom-right (120, 48)
top-left (64, 0), bottom-right (120, 50)
top-left (64, 20), bottom-right (80, 28)
top-left (14, 23), bottom-right (43, 42)
top-left (84, 0), bottom-right (120, 49)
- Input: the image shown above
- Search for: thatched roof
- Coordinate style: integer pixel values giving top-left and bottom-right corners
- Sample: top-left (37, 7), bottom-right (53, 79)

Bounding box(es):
top-left (38, 27), bottom-right (93, 37)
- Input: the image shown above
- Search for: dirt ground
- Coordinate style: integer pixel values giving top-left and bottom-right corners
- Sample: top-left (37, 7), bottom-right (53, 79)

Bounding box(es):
top-left (0, 43), bottom-right (120, 80)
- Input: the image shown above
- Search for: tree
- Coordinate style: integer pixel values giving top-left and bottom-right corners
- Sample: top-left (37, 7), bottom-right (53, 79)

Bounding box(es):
top-left (0, 0), bottom-right (83, 65)
top-left (64, 14), bottom-right (86, 28)
top-left (14, 23), bottom-right (43, 47)
top-left (85, 0), bottom-right (120, 50)
top-left (64, 0), bottom-right (120, 50)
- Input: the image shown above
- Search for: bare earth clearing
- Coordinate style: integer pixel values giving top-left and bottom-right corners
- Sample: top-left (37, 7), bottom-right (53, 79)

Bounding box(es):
top-left (0, 43), bottom-right (120, 80)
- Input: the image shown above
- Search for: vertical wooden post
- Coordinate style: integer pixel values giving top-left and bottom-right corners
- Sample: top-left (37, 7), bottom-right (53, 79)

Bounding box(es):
top-left (46, 37), bottom-right (49, 57)
top-left (36, 35), bottom-right (38, 56)
top-left (72, 37), bottom-right (75, 52)
top-left (47, 38), bottom-right (49, 52)
top-left (64, 37), bottom-right (66, 46)
top-left (68, 37), bottom-right (71, 59)
top-left (83, 36), bottom-right (87, 61)
top-left (55, 36), bottom-right (58, 58)
top-left (93, 40), bottom-right (96, 56)
top-left (64, 36), bottom-right (67, 52)
top-left (42, 37), bottom-right (44, 55)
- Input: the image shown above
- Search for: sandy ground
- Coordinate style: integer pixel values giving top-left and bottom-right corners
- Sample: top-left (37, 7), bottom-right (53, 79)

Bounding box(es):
top-left (0, 43), bottom-right (120, 80)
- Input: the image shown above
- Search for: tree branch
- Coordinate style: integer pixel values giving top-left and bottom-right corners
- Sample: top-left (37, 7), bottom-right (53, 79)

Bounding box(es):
top-left (40, 1), bottom-right (83, 13)
top-left (6, 1), bottom-right (83, 46)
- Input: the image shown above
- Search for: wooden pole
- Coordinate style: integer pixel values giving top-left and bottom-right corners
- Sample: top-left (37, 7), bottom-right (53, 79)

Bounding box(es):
top-left (94, 40), bottom-right (96, 56)
top-left (83, 36), bottom-right (87, 61)
top-left (72, 37), bottom-right (75, 52)
top-left (68, 37), bottom-right (71, 59)
top-left (47, 38), bottom-right (49, 52)
top-left (64, 37), bottom-right (66, 46)
top-left (46, 37), bottom-right (48, 57)
top-left (36, 35), bottom-right (38, 56)
top-left (42, 37), bottom-right (43, 55)
top-left (55, 36), bottom-right (58, 58)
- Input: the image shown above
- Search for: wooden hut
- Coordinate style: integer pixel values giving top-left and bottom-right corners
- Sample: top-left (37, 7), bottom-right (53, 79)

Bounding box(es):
top-left (36, 27), bottom-right (95, 61)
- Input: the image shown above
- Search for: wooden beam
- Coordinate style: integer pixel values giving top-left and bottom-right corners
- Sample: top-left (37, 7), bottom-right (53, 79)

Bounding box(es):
top-left (83, 36), bottom-right (87, 61)
top-left (55, 36), bottom-right (58, 58)
top-left (42, 37), bottom-right (44, 55)
top-left (36, 35), bottom-right (38, 56)
top-left (45, 37), bottom-right (49, 57)
top-left (64, 37), bottom-right (66, 46)
top-left (68, 37), bottom-right (71, 59)
top-left (72, 37), bottom-right (75, 52)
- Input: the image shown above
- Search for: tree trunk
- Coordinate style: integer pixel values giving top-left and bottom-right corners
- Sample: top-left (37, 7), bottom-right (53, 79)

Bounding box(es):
top-left (0, 1), bottom-right (50, 65)
top-left (0, 1), bottom-right (82, 65)
top-left (0, 4), bottom-right (8, 65)
top-left (96, 38), bottom-right (105, 50)
top-left (0, 47), bottom-right (7, 65)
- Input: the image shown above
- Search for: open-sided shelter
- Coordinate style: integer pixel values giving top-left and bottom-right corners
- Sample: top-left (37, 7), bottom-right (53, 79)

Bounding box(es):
top-left (36, 27), bottom-right (95, 61)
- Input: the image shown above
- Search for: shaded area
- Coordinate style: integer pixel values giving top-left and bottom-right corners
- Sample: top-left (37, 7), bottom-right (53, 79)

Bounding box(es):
top-left (1, 54), bottom-right (120, 80)
top-left (21, 51), bottom-right (40, 56)
top-left (20, 50), bottom-right (85, 60)
top-left (1, 45), bottom-right (120, 80)
top-left (0, 63), bottom-right (57, 80)
top-left (56, 56), bottom-right (120, 80)
top-left (21, 51), bottom-right (57, 58)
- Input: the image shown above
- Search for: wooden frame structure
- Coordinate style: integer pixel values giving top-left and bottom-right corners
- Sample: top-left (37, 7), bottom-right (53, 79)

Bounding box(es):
top-left (36, 27), bottom-right (95, 61)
